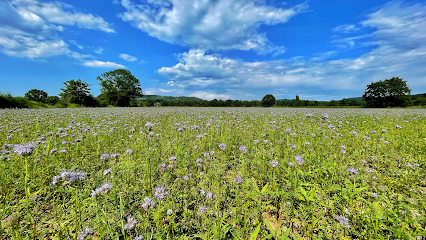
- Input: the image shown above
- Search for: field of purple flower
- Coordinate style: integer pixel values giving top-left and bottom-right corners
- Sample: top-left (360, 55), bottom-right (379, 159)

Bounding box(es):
top-left (0, 107), bottom-right (425, 239)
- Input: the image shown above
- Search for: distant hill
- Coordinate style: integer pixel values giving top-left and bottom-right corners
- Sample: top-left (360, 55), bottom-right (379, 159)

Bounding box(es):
top-left (137, 95), bottom-right (202, 101)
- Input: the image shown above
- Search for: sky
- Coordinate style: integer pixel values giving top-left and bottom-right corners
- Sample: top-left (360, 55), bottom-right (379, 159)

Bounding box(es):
top-left (0, 0), bottom-right (425, 101)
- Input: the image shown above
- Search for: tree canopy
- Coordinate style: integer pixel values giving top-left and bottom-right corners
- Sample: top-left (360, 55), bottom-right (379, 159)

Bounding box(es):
top-left (59, 79), bottom-right (92, 105)
top-left (261, 94), bottom-right (276, 107)
top-left (24, 89), bottom-right (48, 102)
top-left (363, 77), bottom-right (411, 108)
top-left (97, 69), bottom-right (143, 107)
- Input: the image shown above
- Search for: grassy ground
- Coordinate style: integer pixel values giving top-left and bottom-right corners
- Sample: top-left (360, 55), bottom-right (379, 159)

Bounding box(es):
top-left (0, 107), bottom-right (425, 239)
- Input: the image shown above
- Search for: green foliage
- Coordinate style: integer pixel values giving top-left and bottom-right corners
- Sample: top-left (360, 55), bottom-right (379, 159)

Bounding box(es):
top-left (24, 89), bottom-right (48, 102)
top-left (97, 69), bottom-right (143, 107)
top-left (45, 96), bottom-right (59, 105)
top-left (363, 77), bottom-right (411, 108)
top-left (261, 94), bottom-right (276, 107)
top-left (59, 79), bottom-right (94, 106)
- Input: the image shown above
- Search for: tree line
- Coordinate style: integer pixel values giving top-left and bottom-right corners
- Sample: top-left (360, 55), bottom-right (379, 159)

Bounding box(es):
top-left (1, 74), bottom-right (425, 108)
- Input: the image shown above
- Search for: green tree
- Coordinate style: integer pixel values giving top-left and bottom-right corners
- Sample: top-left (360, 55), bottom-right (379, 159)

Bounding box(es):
top-left (363, 77), bottom-right (411, 108)
top-left (97, 69), bottom-right (143, 107)
top-left (45, 96), bottom-right (59, 105)
top-left (24, 89), bottom-right (48, 102)
top-left (261, 94), bottom-right (275, 107)
top-left (59, 79), bottom-right (92, 105)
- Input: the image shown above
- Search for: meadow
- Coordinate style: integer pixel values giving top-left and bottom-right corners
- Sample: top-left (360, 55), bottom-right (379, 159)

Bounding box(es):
top-left (0, 107), bottom-right (425, 240)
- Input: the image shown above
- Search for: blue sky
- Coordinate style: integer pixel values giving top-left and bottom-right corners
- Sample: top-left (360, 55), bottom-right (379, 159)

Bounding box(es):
top-left (0, 0), bottom-right (425, 101)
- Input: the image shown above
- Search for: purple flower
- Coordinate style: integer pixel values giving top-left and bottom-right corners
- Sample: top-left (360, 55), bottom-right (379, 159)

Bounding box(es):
top-left (370, 192), bottom-right (378, 198)
top-left (78, 227), bottom-right (92, 240)
top-left (52, 170), bottom-right (86, 186)
top-left (103, 168), bottom-right (111, 175)
top-left (100, 154), bottom-right (110, 160)
top-left (134, 236), bottom-right (143, 240)
top-left (347, 168), bottom-right (358, 174)
top-left (155, 186), bottom-right (168, 200)
top-left (91, 183), bottom-right (112, 197)
top-left (239, 145), bottom-right (247, 153)
top-left (322, 113), bottom-right (329, 119)
top-left (126, 149), bottom-right (133, 155)
top-left (206, 191), bottom-right (213, 199)
top-left (219, 143), bottom-right (226, 150)
top-left (233, 176), bottom-right (242, 184)
top-left (124, 216), bottom-right (138, 230)
top-left (284, 128), bottom-right (292, 133)
top-left (182, 175), bottom-right (189, 180)
top-left (288, 162), bottom-right (294, 167)
top-left (199, 206), bottom-right (208, 213)
top-left (335, 215), bottom-right (350, 228)
top-left (295, 155), bottom-right (304, 166)
top-left (141, 197), bottom-right (155, 209)
top-left (290, 143), bottom-right (296, 149)
top-left (13, 143), bottom-right (35, 156)
top-left (203, 152), bottom-right (209, 157)
top-left (270, 161), bottom-right (279, 168)
top-left (145, 122), bottom-right (154, 129)
top-left (110, 153), bottom-right (120, 158)
top-left (254, 139), bottom-right (259, 144)
top-left (396, 124), bottom-right (402, 129)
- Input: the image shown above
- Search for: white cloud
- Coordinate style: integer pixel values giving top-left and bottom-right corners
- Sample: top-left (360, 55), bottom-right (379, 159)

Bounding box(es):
top-left (94, 47), bottom-right (103, 54)
top-left (167, 81), bottom-right (177, 86)
top-left (0, 0), bottom-right (113, 59)
top-left (69, 39), bottom-right (83, 49)
top-left (118, 0), bottom-right (307, 54)
top-left (190, 91), bottom-right (231, 100)
top-left (119, 53), bottom-right (138, 62)
top-left (83, 60), bottom-right (125, 68)
top-left (158, 1), bottom-right (426, 100)
top-left (332, 24), bottom-right (360, 33)
top-left (13, 0), bottom-right (115, 33)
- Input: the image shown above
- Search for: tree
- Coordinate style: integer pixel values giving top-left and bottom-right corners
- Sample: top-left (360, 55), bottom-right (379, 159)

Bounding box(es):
top-left (363, 77), bottom-right (411, 108)
top-left (59, 79), bottom-right (92, 105)
top-left (24, 89), bottom-right (48, 102)
top-left (45, 96), bottom-right (59, 105)
top-left (261, 94), bottom-right (275, 107)
top-left (97, 69), bottom-right (143, 107)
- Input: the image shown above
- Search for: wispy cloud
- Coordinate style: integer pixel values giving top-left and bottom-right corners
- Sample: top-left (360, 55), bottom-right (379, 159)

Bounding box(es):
top-left (332, 24), bottom-right (360, 33)
top-left (118, 0), bottom-right (307, 55)
top-left (119, 53), bottom-right (138, 62)
top-left (83, 60), bottom-right (125, 68)
top-left (94, 47), bottom-right (103, 54)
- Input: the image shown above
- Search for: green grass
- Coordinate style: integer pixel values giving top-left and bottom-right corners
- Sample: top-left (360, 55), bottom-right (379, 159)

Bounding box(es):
top-left (0, 107), bottom-right (425, 239)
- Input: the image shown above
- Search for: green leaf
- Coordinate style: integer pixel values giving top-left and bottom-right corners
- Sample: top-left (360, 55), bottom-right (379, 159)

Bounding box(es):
top-left (250, 224), bottom-right (261, 240)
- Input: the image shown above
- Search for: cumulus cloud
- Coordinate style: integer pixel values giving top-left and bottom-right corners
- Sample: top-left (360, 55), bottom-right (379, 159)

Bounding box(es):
top-left (118, 0), bottom-right (307, 54)
top-left (0, 0), bottom-right (113, 59)
top-left (119, 53), bottom-right (138, 62)
top-left (158, 2), bottom-right (426, 100)
top-left (83, 60), bottom-right (125, 68)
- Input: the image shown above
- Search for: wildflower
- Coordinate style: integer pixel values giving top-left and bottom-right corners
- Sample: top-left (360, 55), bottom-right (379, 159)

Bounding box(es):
top-left (78, 227), bottom-right (92, 240)
top-left (145, 122), bottom-right (154, 129)
top-left (290, 143), bottom-right (296, 149)
top-left (328, 124), bottom-right (335, 129)
top-left (167, 209), bottom-right (173, 215)
top-left (406, 163), bottom-right (413, 168)
top-left (306, 113), bottom-right (313, 118)
top-left (204, 152), bottom-right (209, 157)
top-left (169, 156), bottom-right (177, 161)
top-left (155, 186), bottom-right (168, 200)
top-left (341, 150), bottom-right (346, 154)
top-left (233, 176), bottom-right (242, 184)
top-left (196, 134), bottom-right (203, 139)
top-left (288, 162), bottom-right (294, 167)
top-left (103, 168), bottom-right (111, 175)
top-left (349, 131), bottom-right (358, 136)
top-left (199, 206), bottom-right (208, 213)
top-left (13, 143), bottom-right (35, 156)
top-left (322, 113), bottom-right (329, 119)
top-left (126, 149), bottom-right (133, 155)
top-left (200, 189), bottom-right (205, 196)
top-left (396, 124), bottom-right (402, 129)
top-left (305, 142), bottom-right (310, 146)
top-left (100, 154), bottom-right (110, 160)
top-left (124, 216), bottom-right (138, 230)
top-left (370, 192), bottom-right (378, 198)
top-left (270, 161), bottom-right (279, 168)
top-left (49, 148), bottom-right (58, 154)
top-left (199, 171), bottom-right (204, 176)
top-left (52, 170), bottom-right (86, 186)
top-left (382, 129), bottom-right (387, 133)
top-left (110, 153), bottom-right (120, 158)
top-left (134, 236), bottom-right (143, 240)
top-left (182, 175), bottom-right (189, 180)
top-left (219, 143), bottom-right (226, 150)
top-left (91, 183), bottom-right (112, 197)
top-left (363, 136), bottom-right (370, 140)
top-left (206, 191), bottom-right (213, 199)
top-left (347, 168), bottom-right (358, 174)
top-left (239, 145), bottom-right (247, 152)
top-left (295, 155), bottom-right (304, 166)
top-left (335, 215), bottom-right (350, 228)
top-left (284, 128), bottom-right (292, 133)
top-left (141, 197), bottom-right (155, 209)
